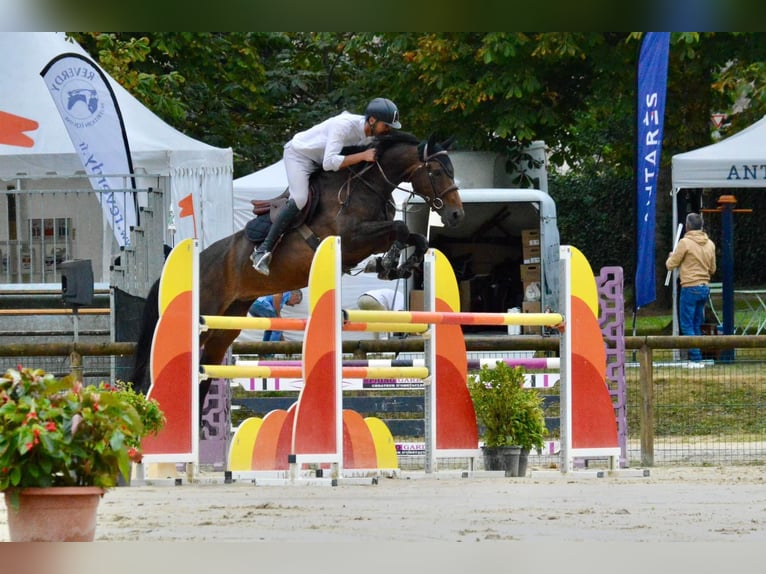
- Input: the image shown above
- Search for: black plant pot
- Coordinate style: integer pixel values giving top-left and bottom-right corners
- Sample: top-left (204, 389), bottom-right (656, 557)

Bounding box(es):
top-left (482, 446), bottom-right (521, 476)
top-left (517, 448), bottom-right (530, 477)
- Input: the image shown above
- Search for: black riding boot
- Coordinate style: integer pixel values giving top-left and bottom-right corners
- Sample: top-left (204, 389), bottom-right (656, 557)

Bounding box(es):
top-left (251, 198), bottom-right (300, 275)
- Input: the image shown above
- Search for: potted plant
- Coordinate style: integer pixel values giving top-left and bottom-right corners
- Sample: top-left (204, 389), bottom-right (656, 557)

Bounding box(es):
top-left (0, 366), bottom-right (165, 541)
top-left (110, 379), bottom-right (166, 483)
top-left (468, 361), bottom-right (547, 476)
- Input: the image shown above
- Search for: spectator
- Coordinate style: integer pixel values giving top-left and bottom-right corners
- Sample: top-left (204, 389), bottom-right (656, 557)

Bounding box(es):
top-left (665, 212), bottom-right (717, 366)
top-left (248, 289), bottom-right (303, 342)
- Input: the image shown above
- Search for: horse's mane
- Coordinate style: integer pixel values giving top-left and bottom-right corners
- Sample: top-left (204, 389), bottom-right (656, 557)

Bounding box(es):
top-left (341, 131), bottom-right (420, 157)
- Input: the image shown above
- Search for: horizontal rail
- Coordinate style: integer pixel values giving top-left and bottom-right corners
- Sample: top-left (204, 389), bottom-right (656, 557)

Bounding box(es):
top-left (343, 309), bottom-right (565, 327)
top-left (200, 315), bottom-right (307, 332)
top-left (0, 308), bottom-right (110, 316)
top-left (342, 322), bottom-right (428, 333)
top-left (200, 314), bottom-right (428, 334)
top-left (200, 364), bottom-right (430, 380)
top-left (238, 357), bottom-right (560, 370)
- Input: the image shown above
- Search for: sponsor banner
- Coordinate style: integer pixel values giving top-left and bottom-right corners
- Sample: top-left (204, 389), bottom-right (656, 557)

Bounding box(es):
top-left (635, 32), bottom-right (670, 309)
top-left (232, 373), bottom-right (559, 391)
top-left (41, 53), bottom-right (137, 247)
top-left (395, 442), bottom-right (426, 455)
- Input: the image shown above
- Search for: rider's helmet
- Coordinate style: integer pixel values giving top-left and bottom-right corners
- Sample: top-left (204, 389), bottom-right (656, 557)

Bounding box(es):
top-left (364, 98), bottom-right (401, 129)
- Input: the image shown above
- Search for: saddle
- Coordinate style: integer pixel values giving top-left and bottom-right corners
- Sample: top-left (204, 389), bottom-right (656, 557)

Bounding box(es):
top-left (245, 184), bottom-right (321, 247)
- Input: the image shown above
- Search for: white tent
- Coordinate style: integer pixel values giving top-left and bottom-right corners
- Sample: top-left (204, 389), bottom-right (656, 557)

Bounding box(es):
top-left (0, 32), bottom-right (233, 284)
top-left (672, 115), bottom-right (766, 189)
top-left (669, 116), bottom-right (766, 337)
top-left (233, 160), bottom-right (412, 342)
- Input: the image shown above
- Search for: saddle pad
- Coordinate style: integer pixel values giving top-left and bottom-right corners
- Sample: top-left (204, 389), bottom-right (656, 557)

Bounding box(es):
top-left (245, 215), bottom-right (271, 243)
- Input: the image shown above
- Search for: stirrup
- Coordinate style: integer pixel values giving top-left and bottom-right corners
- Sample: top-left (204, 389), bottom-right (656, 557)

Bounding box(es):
top-left (252, 249), bottom-right (272, 275)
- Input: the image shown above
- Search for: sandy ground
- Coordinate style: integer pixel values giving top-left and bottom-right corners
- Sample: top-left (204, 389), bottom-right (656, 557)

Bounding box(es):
top-left (4, 465), bottom-right (765, 545)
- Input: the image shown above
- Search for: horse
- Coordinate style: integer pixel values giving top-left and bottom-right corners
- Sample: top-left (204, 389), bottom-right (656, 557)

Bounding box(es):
top-left (130, 130), bottom-right (464, 407)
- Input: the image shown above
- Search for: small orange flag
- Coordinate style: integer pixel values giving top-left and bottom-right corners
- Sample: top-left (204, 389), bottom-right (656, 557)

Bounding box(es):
top-left (178, 193), bottom-right (195, 218)
top-left (177, 193), bottom-right (197, 239)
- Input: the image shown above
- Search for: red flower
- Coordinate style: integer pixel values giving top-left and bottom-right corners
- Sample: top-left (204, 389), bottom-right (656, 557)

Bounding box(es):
top-left (45, 421), bottom-right (56, 432)
top-left (127, 447), bottom-right (143, 463)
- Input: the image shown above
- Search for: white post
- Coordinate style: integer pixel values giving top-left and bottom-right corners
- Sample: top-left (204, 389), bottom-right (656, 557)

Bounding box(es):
top-left (423, 249), bottom-right (437, 473)
top-left (558, 245), bottom-right (573, 473)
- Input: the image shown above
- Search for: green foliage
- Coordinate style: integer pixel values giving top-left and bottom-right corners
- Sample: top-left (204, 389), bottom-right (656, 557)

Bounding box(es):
top-left (548, 164), bottom-right (635, 280)
top-left (0, 368), bottom-right (165, 507)
top-left (110, 380), bottom-right (166, 453)
top-left (467, 362), bottom-right (547, 449)
top-left (64, 32), bottom-right (766, 292)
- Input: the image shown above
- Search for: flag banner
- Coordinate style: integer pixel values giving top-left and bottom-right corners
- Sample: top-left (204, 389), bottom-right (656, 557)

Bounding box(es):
top-left (177, 192), bottom-right (198, 239)
top-left (635, 32), bottom-right (670, 309)
top-left (41, 52), bottom-right (137, 247)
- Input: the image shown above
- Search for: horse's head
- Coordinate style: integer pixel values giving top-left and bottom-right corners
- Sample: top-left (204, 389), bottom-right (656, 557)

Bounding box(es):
top-left (412, 134), bottom-right (464, 228)
top-left (374, 132), bottom-right (464, 228)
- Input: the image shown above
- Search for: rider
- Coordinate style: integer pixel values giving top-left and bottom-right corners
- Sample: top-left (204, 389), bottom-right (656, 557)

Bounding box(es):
top-left (251, 97), bottom-right (402, 275)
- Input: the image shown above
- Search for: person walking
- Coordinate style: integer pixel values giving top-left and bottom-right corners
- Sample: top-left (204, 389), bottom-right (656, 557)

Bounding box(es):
top-left (248, 289), bottom-right (303, 342)
top-left (665, 212), bottom-right (717, 366)
top-left (251, 97), bottom-right (402, 275)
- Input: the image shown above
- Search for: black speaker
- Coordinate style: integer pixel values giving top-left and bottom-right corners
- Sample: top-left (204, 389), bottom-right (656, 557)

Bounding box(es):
top-left (60, 259), bottom-right (94, 306)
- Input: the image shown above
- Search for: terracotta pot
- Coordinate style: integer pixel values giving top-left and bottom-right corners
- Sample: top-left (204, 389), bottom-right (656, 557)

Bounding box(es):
top-left (3, 486), bottom-right (105, 542)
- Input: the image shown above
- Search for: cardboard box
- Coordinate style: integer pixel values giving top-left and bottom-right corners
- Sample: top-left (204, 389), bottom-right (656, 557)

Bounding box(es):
top-left (520, 264), bottom-right (541, 283)
top-left (521, 229), bottom-right (540, 246)
top-left (522, 301), bottom-right (542, 335)
top-left (409, 290), bottom-right (424, 311)
top-left (522, 244), bottom-right (541, 264)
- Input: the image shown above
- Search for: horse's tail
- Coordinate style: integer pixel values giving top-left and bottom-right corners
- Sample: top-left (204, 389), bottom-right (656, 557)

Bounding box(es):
top-left (130, 277), bottom-right (160, 395)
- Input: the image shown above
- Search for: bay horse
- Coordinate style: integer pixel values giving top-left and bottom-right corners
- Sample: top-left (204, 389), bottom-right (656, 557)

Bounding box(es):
top-left (130, 131), bottom-right (464, 406)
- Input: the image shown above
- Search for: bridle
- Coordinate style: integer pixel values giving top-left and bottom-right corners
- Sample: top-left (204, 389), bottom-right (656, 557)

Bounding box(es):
top-left (338, 139), bottom-right (459, 212)
top-left (375, 144), bottom-right (459, 211)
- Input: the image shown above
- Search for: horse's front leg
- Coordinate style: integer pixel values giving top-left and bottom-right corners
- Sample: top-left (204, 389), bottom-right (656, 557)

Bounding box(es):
top-left (398, 232), bottom-right (428, 277)
top-left (365, 231), bottom-right (428, 280)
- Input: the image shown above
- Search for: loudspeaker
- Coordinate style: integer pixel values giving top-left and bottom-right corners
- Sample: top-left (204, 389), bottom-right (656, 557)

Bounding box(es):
top-left (60, 259), bottom-right (94, 306)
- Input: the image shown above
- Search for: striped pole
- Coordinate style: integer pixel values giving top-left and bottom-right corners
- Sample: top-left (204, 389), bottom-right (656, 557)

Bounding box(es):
top-left (238, 357), bottom-right (559, 370)
top-left (201, 314), bottom-right (427, 334)
top-left (200, 364), bottom-right (429, 381)
top-left (343, 309), bottom-right (565, 327)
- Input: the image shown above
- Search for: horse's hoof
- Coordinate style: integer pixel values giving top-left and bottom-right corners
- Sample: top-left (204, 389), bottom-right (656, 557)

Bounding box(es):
top-left (364, 258), bottom-right (381, 274)
top-left (396, 269), bottom-right (413, 279)
top-left (377, 269), bottom-right (398, 281)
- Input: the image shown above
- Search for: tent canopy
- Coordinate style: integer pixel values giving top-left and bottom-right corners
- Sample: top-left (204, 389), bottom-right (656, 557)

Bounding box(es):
top-left (672, 115), bottom-right (766, 190)
top-left (0, 32), bottom-right (233, 247)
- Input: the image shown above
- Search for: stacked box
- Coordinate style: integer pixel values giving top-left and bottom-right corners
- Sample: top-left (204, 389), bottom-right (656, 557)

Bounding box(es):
top-left (520, 263), bottom-right (542, 309)
top-left (521, 229), bottom-right (541, 264)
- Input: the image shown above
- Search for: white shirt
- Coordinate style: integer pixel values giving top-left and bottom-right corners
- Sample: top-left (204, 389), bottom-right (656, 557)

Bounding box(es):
top-left (287, 111), bottom-right (369, 172)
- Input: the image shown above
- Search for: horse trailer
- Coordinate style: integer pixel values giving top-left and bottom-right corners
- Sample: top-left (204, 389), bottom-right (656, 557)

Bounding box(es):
top-left (402, 187), bottom-right (560, 336)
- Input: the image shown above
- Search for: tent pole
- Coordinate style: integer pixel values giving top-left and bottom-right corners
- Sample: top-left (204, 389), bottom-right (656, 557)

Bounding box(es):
top-left (671, 187), bottom-right (679, 345)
